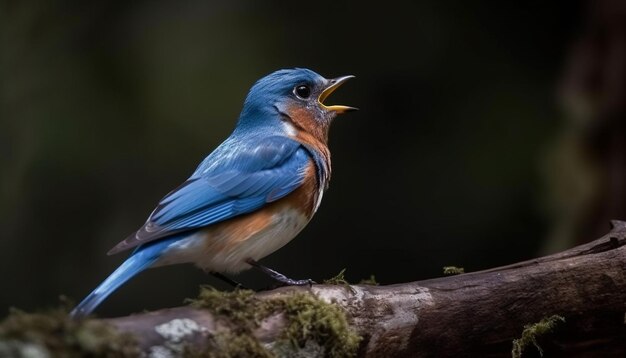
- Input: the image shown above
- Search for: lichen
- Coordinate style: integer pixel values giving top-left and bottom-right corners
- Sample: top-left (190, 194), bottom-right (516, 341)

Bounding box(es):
top-left (0, 306), bottom-right (140, 357)
top-left (147, 318), bottom-right (210, 357)
top-left (511, 315), bottom-right (565, 358)
top-left (443, 266), bottom-right (465, 275)
top-left (187, 287), bottom-right (361, 357)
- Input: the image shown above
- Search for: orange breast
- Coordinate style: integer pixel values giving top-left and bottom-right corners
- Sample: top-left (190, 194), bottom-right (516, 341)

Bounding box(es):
top-left (287, 106), bottom-right (328, 143)
top-left (206, 161), bottom-right (319, 253)
top-left (284, 106), bottom-right (331, 189)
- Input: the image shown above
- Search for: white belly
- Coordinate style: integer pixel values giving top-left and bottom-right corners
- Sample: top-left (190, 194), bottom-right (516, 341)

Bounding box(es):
top-left (155, 208), bottom-right (310, 273)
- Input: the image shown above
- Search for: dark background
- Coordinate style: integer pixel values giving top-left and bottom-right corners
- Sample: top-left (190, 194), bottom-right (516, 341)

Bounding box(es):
top-left (1, 0), bottom-right (608, 318)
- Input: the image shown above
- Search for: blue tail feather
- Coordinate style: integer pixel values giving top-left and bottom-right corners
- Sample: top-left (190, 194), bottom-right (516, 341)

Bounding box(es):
top-left (70, 236), bottom-right (181, 319)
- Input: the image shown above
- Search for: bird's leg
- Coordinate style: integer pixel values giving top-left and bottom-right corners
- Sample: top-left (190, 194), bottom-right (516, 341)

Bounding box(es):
top-left (211, 272), bottom-right (248, 290)
top-left (245, 258), bottom-right (315, 286)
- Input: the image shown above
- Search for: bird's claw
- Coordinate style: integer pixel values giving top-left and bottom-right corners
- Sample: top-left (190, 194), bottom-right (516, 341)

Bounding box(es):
top-left (292, 278), bottom-right (316, 287)
top-left (245, 258), bottom-right (316, 287)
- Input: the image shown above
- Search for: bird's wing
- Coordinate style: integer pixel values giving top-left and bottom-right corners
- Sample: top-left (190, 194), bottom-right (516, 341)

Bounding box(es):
top-left (108, 136), bottom-right (310, 255)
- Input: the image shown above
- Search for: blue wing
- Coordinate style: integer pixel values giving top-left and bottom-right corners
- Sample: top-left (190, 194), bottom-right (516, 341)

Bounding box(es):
top-left (108, 135), bottom-right (310, 254)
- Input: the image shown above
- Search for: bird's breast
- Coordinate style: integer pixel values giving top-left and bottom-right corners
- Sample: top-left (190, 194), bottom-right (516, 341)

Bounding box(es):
top-left (157, 162), bottom-right (324, 273)
top-left (285, 105), bottom-right (329, 144)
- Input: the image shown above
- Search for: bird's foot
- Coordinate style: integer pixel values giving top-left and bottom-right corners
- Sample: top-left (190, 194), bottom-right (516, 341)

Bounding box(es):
top-left (246, 258), bottom-right (315, 287)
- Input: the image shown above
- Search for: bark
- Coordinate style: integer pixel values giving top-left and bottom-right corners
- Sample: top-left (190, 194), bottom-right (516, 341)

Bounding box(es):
top-left (104, 220), bottom-right (626, 357)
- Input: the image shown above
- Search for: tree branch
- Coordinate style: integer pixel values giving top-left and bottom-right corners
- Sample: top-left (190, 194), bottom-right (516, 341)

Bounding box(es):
top-left (102, 220), bottom-right (626, 357)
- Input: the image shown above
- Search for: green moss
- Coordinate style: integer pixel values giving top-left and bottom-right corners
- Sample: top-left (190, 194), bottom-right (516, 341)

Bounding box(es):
top-left (188, 287), bottom-right (361, 357)
top-left (358, 275), bottom-right (379, 286)
top-left (323, 269), bottom-right (357, 294)
top-left (187, 286), bottom-right (266, 331)
top-left (184, 330), bottom-right (273, 358)
top-left (186, 287), bottom-right (275, 357)
top-left (273, 292), bottom-right (361, 357)
top-left (323, 269), bottom-right (350, 285)
top-left (443, 266), bottom-right (465, 275)
top-left (511, 315), bottom-right (565, 358)
top-left (324, 269), bottom-right (379, 286)
top-left (0, 307), bottom-right (140, 357)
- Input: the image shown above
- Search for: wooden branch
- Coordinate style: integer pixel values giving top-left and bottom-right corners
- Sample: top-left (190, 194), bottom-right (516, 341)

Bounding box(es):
top-left (103, 220), bottom-right (626, 357)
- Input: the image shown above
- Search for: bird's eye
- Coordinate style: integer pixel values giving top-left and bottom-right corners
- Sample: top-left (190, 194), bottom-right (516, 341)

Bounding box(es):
top-left (294, 85), bottom-right (311, 99)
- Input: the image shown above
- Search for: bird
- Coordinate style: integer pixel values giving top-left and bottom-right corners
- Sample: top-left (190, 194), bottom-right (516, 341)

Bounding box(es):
top-left (70, 68), bottom-right (356, 318)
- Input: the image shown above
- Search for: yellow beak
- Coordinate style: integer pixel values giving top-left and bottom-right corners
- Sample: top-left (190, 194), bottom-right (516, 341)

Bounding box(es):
top-left (318, 75), bottom-right (357, 113)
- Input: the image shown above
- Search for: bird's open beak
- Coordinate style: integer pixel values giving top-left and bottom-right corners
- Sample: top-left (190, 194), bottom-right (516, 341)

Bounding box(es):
top-left (318, 75), bottom-right (357, 113)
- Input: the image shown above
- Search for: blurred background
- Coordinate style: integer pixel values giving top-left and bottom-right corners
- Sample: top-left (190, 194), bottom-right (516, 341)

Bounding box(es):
top-left (2, 0), bottom-right (625, 318)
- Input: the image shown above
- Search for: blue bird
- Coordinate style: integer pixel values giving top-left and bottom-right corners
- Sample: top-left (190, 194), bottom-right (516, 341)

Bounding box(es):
top-left (70, 68), bottom-right (355, 318)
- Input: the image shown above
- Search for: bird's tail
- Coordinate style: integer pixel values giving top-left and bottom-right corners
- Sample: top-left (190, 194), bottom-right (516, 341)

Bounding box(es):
top-left (70, 237), bottom-right (178, 319)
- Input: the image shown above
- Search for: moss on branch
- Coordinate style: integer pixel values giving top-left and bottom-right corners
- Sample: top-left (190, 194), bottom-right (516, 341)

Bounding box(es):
top-left (187, 286), bottom-right (361, 357)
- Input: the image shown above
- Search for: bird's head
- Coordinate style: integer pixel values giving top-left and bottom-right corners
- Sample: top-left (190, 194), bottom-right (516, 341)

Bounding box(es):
top-left (238, 68), bottom-right (355, 142)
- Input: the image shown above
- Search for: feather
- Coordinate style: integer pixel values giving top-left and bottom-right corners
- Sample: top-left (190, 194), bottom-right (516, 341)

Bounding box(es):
top-left (70, 236), bottom-right (182, 318)
top-left (107, 135), bottom-right (310, 255)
